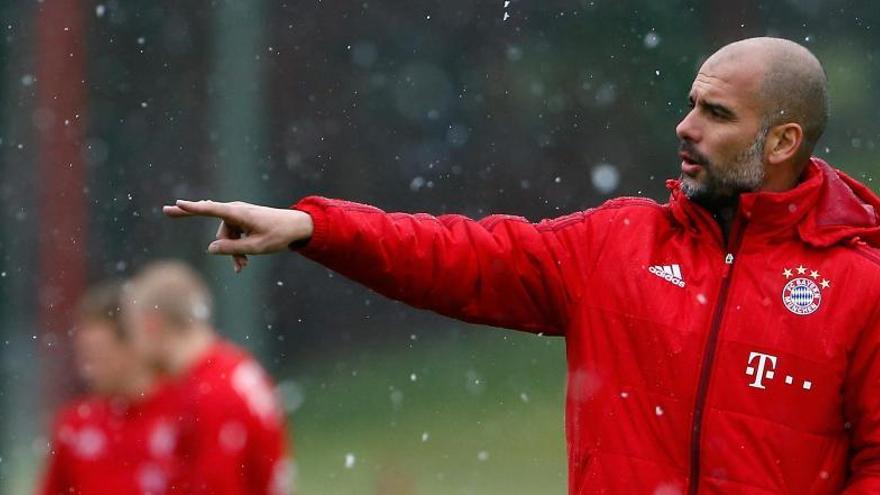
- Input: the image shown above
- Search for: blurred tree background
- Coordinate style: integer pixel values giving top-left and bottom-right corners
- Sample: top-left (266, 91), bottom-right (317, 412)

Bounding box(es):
top-left (0, 0), bottom-right (878, 493)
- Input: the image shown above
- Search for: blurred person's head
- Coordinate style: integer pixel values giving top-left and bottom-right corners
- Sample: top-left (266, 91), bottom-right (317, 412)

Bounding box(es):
top-left (123, 260), bottom-right (215, 375)
top-left (74, 280), bottom-right (144, 396)
top-left (675, 37), bottom-right (828, 212)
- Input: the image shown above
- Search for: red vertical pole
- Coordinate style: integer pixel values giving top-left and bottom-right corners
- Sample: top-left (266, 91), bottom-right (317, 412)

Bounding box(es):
top-left (35, 0), bottom-right (87, 409)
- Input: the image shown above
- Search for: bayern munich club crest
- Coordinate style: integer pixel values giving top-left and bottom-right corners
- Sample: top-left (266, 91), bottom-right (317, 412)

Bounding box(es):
top-left (781, 265), bottom-right (830, 316)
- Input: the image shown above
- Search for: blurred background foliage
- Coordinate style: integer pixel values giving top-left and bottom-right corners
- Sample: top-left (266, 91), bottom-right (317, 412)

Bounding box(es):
top-left (1, 0), bottom-right (878, 493)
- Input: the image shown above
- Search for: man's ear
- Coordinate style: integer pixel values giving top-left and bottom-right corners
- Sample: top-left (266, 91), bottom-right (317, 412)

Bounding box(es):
top-left (765, 123), bottom-right (804, 165)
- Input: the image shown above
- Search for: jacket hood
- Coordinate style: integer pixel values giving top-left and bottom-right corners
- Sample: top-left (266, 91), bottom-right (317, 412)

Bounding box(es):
top-left (800, 158), bottom-right (880, 248)
top-left (667, 157), bottom-right (880, 249)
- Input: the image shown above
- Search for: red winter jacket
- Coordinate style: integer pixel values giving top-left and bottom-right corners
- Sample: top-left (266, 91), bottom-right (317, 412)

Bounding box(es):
top-left (292, 158), bottom-right (880, 495)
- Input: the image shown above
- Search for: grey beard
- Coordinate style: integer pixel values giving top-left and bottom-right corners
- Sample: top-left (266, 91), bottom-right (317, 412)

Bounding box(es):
top-left (682, 127), bottom-right (768, 211)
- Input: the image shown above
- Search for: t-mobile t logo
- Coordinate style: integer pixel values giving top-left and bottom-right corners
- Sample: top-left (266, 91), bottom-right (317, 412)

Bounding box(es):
top-left (745, 352), bottom-right (777, 389)
top-left (745, 351), bottom-right (813, 391)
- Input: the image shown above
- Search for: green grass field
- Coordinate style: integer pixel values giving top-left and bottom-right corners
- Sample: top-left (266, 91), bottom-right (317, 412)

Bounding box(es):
top-left (289, 326), bottom-right (568, 495)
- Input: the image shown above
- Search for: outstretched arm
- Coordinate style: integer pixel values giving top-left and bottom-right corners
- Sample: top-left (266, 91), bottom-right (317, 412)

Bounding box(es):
top-left (166, 197), bottom-right (613, 334)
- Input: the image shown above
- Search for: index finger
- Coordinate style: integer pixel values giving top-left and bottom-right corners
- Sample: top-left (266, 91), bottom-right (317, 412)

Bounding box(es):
top-left (164, 200), bottom-right (236, 220)
top-left (163, 205), bottom-right (197, 217)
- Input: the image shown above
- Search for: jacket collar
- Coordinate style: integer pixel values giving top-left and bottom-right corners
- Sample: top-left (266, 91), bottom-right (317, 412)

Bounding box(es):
top-left (667, 157), bottom-right (880, 248)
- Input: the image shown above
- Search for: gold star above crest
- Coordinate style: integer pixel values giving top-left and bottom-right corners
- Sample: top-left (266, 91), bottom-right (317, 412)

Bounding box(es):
top-left (796, 265), bottom-right (807, 274)
top-left (820, 279), bottom-right (830, 289)
top-left (783, 268), bottom-right (793, 279)
top-left (810, 270), bottom-right (820, 279)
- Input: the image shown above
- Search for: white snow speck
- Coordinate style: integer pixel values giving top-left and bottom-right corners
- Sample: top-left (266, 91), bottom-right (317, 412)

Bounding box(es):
top-left (0, 272), bottom-right (6, 278)
top-left (344, 453), bottom-right (356, 468)
top-left (410, 373), bottom-right (417, 382)
top-left (591, 162), bottom-right (620, 194)
top-left (554, 176), bottom-right (562, 183)
top-left (655, 405), bottom-right (664, 416)
top-left (520, 392), bottom-right (529, 402)
top-left (140, 101), bottom-right (148, 108)
top-left (21, 74), bottom-right (35, 86)
top-left (620, 391), bottom-right (629, 398)
top-left (503, 12), bottom-right (510, 21)
top-left (477, 450), bottom-right (489, 461)
top-left (390, 389), bottom-right (404, 407)
top-left (696, 294), bottom-right (708, 305)
top-left (276, 281), bottom-right (284, 287)
top-left (95, 5), bottom-right (106, 17)
top-left (643, 32), bottom-right (661, 49)
top-left (409, 176), bottom-right (426, 192)
top-left (137, 36), bottom-right (146, 45)
top-left (421, 432), bottom-right (430, 442)
top-left (504, 1), bottom-right (510, 7)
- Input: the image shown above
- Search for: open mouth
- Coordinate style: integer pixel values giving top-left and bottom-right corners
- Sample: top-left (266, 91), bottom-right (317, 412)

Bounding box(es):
top-left (679, 151), bottom-right (703, 177)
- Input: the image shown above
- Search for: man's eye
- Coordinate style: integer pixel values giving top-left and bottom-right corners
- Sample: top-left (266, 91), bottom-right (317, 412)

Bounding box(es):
top-left (709, 108), bottom-right (728, 119)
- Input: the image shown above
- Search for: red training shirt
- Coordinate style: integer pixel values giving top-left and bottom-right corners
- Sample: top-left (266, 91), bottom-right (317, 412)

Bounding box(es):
top-left (40, 384), bottom-right (180, 495)
top-left (168, 340), bottom-right (293, 495)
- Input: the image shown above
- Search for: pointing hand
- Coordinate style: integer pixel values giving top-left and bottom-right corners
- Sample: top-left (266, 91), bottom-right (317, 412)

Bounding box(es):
top-left (163, 200), bottom-right (314, 273)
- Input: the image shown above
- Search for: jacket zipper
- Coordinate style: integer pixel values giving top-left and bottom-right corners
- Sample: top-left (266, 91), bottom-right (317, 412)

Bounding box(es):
top-left (687, 217), bottom-right (747, 495)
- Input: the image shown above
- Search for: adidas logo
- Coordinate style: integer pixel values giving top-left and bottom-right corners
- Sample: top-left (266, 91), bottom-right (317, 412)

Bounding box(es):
top-left (648, 264), bottom-right (686, 288)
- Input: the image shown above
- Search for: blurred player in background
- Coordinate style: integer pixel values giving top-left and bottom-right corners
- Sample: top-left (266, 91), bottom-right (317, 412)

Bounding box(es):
top-left (123, 260), bottom-right (294, 495)
top-left (40, 279), bottom-right (179, 495)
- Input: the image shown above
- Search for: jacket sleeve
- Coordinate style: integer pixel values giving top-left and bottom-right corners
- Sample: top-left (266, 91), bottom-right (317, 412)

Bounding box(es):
top-left (292, 196), bottom-right (619, 336)
top-left (843, 301), bottom-right (880, 493)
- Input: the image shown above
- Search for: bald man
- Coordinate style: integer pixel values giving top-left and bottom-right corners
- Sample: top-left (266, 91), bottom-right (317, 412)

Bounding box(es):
top-left (123, 261), bottom-right (294, 495)
top-left (165, 38), bottom-right (880, 494)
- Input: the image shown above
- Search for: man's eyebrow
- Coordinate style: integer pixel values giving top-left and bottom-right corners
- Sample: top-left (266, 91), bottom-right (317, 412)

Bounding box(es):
top-left (703, 101), bottom-right (735, 118)
top-left (689, 94), bottom-right (736, 119)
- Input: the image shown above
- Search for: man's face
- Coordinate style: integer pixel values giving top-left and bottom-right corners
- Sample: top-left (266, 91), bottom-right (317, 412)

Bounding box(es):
top-left (675, 55), bottom-right (769, 210)
top-left (121, 298), bottom-right (165, 370)
top-left (74, 319), bottom-right (134, 395)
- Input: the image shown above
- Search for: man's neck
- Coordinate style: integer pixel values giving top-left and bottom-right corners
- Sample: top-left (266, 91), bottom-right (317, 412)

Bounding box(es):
top-left (167, 327), bottom-right (216, 376)
top-left (760, 159), bottom-right (809, 193)
top-left (714, 204), bottom-right (738, 244)
top-left (119, 368), bottom-right (155, 401)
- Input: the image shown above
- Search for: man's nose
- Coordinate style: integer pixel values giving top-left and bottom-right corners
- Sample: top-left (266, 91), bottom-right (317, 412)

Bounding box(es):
top-left (676, 110), bottom-right (701, 143)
